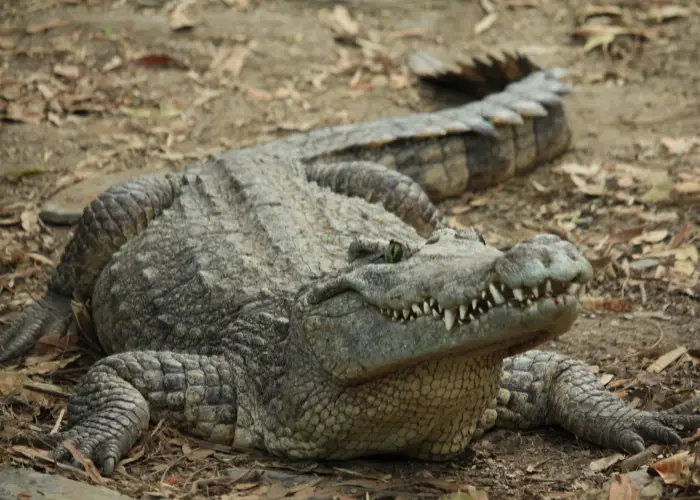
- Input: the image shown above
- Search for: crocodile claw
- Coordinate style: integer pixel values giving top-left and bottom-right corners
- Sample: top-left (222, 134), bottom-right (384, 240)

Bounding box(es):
top-left (616, 397), bottom-right (700, 454)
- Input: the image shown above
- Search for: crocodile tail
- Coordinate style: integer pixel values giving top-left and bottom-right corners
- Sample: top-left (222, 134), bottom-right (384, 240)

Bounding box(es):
top-left (298, 51), bottom-right (572, 202)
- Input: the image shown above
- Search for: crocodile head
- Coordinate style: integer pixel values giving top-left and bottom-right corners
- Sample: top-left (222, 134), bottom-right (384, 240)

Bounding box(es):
top-left (296, 227), bottom-right (593, 382)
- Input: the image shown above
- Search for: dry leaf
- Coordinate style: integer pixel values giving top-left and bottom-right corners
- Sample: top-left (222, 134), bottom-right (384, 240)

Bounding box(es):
top-left (20, 211), bottom-right (38, 233)
top-left (319, 5), bottom-right (360, 42)
top-left (661, 136), bottom-right (698, 155)
top-left (26, 19), bottom-right (72, 34)
top-left (0, 36), bottom-right (15, 50)
top-left (53, 64), bottom-right (80, 80)
top-left (648, 6), bottom-right (690, 23)
top-left (608, 474), bottom-right (638, 500)
top-left (243, 87), bottom-right (273, 102)
top-left (209, 44), bottom-right (250, 77)
top-left (474, 13), bottom-right (498, 35)
top-left (583, 297), bottom-right (633, 313)
top-left (589, 453), bottom-right (624, 472)
top-left (647, 346), bottom-right (687, 373)
top-left (650, 451), bottom-right (690, 484)
top-left (170, 0), bottom-right (198, 31)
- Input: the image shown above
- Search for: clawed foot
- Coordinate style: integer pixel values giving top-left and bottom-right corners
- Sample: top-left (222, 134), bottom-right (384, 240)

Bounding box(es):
top-left (46, 420), bottom-right (140, 475)
top-left (0, 291), bottom-right (73, 363)
top-left (613, 396), bottom-right (700, 454)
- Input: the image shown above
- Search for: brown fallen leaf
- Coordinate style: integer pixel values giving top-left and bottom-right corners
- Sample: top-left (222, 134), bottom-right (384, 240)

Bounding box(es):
top-left (209, 44), bottom-right (250, 77)
top-left (474, 13), bottom-right (498, 35)
top-left (647, 346), bottom-right (687, 373)
top-left (243, 87), bottom-right (274, 102)
top-left (650, 451), bottom-right (691, 485)
top-left (0, 36), bottom-right (15, 50)
top-left (661, 136), bottom-right (699, 155)
top-left (589, 453), bottom-right (624, 472)
top-left (4, 102), bottom-right (43, 123)
top-left (169, 0), bottom-right (198, 31)
top-left (53, 64), bottom-right (80, 80)
top-left (608, 474), bottom-right (638, 500)
top-left (648, 5), bottom-right (690, 24)
top-left (133, 54), bottom-right (187, 70)
top-left (319, 5), bottom-right (360, 42)
top-left (582, 297), bottom-right (633, 313)
top-left (26, 19), bottom-right (72, 34)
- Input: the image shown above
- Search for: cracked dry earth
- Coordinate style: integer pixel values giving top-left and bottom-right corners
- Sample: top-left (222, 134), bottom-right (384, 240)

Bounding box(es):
top-left (1, 0), bottom-right (699, 499)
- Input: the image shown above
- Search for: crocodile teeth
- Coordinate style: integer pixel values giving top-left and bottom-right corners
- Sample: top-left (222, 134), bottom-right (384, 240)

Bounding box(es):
top-left (459, 305), bottom-right (467, 320)
top-left (429, 298), bottom-right (436, 307)
top-left (412, 304), bottom-right (422, 316)
top-left (481, 290), bottom-right (487, 299)
top-left (437, 304), bottom-right (444, 313)
top-left (432, 309), bottom-right (440, 319)
top-left (567, 283), bottom-right (580, 295)
top-left (545, 279), bottom-right (552, 295)
top-left (489, 283), bottom-right (505, 305)
top-left (532, 287), bottom-right (539, 299)
top-left (393, 310), bottom-right (400, 319)
top-left (471, 299), bottom-right (478, 310)
top-left (403, 309), bottom-right (411, 319)
top-left (469, 313), bottom-right (476, 321)
top-left (423, 301), bottom-right (431, 315)
top-left (444, 310), bottom-right (455, 331)
top-left (512, 288), bottom-right (524, 301)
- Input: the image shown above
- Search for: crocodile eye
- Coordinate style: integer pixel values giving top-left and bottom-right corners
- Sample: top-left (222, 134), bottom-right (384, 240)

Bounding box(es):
top-left (386, 240), bottom-right (404, 264)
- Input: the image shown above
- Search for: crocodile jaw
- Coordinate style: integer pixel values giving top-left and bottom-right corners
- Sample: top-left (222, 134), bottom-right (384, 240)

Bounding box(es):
top-left (296, 230), bottom-right (593, 383)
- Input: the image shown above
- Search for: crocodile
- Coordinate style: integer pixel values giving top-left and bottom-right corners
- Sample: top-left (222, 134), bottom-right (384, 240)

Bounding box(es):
top-left (2, 53), bottom-right (699, 476)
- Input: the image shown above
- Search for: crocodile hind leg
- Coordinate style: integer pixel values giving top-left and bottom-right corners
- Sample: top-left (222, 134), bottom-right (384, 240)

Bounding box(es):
top-left (47, 350), bottom-right (235, 475)
top-left (474, 350), bottom-right (700, 453)
top-left (305, 160), bottom-right (447, 236)
top-left (0, 174), bottom-right (182, 362)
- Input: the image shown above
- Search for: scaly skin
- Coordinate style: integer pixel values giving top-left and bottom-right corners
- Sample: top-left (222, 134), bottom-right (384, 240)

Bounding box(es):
top-left (2, 54), bottom-right (699, 476)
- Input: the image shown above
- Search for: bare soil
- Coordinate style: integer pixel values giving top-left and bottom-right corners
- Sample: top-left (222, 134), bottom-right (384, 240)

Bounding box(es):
top-left (1, 1), bottom-right (699, 499)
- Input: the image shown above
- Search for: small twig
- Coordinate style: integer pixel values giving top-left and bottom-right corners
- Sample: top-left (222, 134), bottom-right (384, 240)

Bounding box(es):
top-left (50, 408), bottom-right (65, 435)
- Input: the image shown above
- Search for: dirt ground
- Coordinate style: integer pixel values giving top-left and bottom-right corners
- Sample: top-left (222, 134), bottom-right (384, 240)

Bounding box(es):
top-left (1, 0), bottom-right (699, 499)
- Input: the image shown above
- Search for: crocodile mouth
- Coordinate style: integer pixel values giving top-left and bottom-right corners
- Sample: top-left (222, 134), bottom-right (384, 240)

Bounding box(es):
top-left (377, 278), bottom-right (585, 331)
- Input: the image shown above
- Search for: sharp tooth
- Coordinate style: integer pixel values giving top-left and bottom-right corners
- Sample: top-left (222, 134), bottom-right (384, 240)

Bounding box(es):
top-left (567, 283), bottom-right (580, 295)
top-left (532, 286), bottom-right (539, 299)
top-left (429, 298), bottom-right (436, 307)
top-left (478, 307), bottom-right (486, 314)
top-left (525, 298), bottom-right (532, 306)
top-left (481, 290), bottom-right (487, 299)
top-left (459, 305), bottom-right (467, 319)
top-left (545, 279), bottom-right (552, 295)
top-left (393, 310), bottom-right (400, 319)
top-left (471, 299), bottom-right (478, 310)
top-left (412, 304), bottom-right (422, 316)
top-left (423, 301), bottom-right (431, 314)
top-left (437, 304), bottom-right (444, 313)
top-left (469, 313), bottom-right (476, 321)
top-left (432, 309), bottom-right (440, 319)
top-left (513, 288), bottom-right (524, 301)
top-left (500, 284), bottom-right (506, 292)
top-left (443, 310), bottom-right (455, 331)
top-left (403, 309), bottom-right (411, 319)
top-left (487, 300), bottom-right (493, 308)
top-left (489, 283), bottom-right (505, 305)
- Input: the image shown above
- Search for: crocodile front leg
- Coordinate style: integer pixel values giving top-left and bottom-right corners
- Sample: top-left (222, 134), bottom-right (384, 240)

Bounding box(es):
top-left (49, 351), bottom-right (235, 475)
top-left (0, 174), bottom-right (182, 362)
top-left (476, 350), bottom-right (700, 452)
